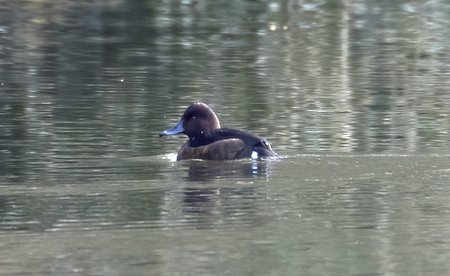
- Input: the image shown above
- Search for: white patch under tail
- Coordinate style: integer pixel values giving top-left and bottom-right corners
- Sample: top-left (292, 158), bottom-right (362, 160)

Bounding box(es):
top-left (251, 151), bottom-right (259, 159)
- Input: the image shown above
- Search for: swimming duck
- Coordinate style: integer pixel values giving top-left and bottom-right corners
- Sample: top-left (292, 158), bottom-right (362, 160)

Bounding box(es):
top-left (160, 103), bottom-right (278, 160)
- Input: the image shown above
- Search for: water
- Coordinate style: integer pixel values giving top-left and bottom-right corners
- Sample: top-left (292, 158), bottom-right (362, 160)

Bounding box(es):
top-left (1, 0), bottom-right (450, 275)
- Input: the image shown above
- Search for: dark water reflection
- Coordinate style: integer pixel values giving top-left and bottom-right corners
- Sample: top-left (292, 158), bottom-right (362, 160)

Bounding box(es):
top-left (1, 0), bottom-right (450, 275)
top-left (180, 159), bottom-right (273, 181)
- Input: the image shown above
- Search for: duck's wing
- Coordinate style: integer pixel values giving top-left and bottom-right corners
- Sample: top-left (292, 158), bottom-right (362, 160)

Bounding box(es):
top-left (178, 138), bottom-right (246, 160)
top-left (187, 128), bottom-right (277, 159)
top-left (189, 128), bottom-right (265, 147)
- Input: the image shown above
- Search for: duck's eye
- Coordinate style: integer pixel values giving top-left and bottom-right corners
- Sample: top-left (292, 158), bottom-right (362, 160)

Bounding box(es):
top-left (191, 116), bottom-right (197, 120)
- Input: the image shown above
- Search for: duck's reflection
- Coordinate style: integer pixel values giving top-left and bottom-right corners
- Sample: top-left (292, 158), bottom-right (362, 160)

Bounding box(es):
top-left (177, 160), bottom-right (275, 225)
top-left (181, 159), bottom-right (272, 182)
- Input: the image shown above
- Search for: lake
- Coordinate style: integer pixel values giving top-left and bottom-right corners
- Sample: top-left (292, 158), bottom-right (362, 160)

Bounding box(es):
top-left (1, 0), bottom-right (450, 275)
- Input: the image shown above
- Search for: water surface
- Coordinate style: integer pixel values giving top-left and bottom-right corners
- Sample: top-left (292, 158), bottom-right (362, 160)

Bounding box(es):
top-left (1, 0), bottom-right (450, 275)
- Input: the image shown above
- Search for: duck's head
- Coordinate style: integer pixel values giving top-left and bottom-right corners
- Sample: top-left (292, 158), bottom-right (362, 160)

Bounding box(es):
top-left (160, 102), bottom-right (221, 139)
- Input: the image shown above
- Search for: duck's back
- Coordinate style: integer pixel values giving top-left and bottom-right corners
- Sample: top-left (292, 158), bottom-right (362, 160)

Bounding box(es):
top-left (177, 128), bottom-right (277, 160)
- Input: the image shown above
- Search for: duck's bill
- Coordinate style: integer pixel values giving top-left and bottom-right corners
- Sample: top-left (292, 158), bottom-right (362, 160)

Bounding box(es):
top-left (160, 120), bottom-right (185, 136)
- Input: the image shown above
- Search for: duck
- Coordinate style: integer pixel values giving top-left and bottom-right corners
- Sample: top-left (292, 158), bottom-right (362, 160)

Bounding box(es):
top-left (160, 102), bottom-right (278, 160)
